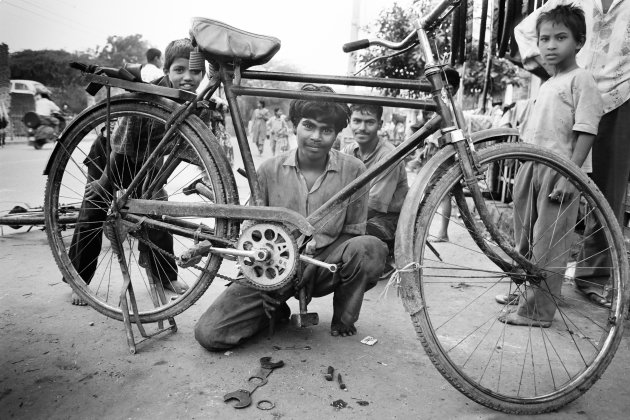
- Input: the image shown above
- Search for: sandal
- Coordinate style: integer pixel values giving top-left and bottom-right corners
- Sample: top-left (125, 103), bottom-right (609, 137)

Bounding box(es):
top-left (495, 292), bottom-right (520, 305)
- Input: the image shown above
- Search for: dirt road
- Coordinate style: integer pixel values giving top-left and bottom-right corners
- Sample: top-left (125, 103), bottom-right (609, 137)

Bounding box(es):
top-left (1, 140), bottom-right (629, 419)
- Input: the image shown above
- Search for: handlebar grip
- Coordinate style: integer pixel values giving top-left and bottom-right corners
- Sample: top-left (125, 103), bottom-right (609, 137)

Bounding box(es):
top-left (342, 39), bottom-right (370, 53)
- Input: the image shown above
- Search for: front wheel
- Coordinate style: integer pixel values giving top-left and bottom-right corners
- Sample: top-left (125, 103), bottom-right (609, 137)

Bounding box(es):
top-left (398, 143), bottom-right (628, 414)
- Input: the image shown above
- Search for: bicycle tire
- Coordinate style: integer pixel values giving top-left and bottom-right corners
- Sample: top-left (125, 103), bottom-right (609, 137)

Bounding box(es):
top-left (398, 142), bottom-right (628, 414)
top-left (45, 97), bottom-right (238, 323)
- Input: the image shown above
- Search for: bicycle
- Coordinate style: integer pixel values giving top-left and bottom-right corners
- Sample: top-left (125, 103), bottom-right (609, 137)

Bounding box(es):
top-left (43, 0), bottom-right (627, 414)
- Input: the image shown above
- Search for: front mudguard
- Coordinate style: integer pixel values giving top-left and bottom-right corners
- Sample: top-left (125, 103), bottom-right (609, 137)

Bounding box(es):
top-left (393, 127), bottom-right (519, 315)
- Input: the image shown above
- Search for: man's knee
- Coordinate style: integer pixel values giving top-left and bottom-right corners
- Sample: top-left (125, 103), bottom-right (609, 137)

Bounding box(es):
top-left (194, 310), bottom-right (233, 352)
top-left (344, 236), bottom-right (388, 271)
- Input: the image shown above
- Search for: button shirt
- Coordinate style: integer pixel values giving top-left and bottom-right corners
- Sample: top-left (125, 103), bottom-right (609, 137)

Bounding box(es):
top-left (514, 0), bottom-right (630, 113)
top-left (342, 139), bottom-right (409, 214)
top-left (256, 149), bottom-right (368, 250)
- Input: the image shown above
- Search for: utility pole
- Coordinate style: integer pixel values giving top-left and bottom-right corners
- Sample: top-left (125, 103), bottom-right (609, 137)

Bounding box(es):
top-left (346, 0), bottom-right (361, 80)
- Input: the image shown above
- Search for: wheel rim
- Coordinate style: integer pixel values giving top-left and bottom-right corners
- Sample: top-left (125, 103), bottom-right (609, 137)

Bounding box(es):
top-left (410, 144), bottom-right (627, 411)
top-left (46, 102), bottom-right (231, 322)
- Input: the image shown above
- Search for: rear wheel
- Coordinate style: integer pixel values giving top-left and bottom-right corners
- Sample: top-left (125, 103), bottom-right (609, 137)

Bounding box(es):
top-left (45, 98), bottom-right (238, 323)
top-left (400, 143), bottom-right (628, 413)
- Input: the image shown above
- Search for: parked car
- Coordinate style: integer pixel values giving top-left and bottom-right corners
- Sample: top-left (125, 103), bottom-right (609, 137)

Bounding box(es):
top-left (9, 80), bottom-right (51, 137)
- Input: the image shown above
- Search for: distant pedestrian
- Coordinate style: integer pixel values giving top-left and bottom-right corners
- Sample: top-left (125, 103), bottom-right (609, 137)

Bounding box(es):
top-left (141, 47), bottom-right (164, 82)
top-left (267, 108), bottom-right (289, 156)
top-left (0, 100), bottom-right (9, 147)
top-left (250, 100), bottom-right (270, 155)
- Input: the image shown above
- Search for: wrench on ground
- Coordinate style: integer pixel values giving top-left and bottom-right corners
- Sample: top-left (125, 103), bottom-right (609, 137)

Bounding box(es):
top-left (223, 356), bottom-right (284, 408)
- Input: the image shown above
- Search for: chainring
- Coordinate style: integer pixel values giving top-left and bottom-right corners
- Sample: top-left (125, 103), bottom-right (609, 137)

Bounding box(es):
top-left (237, 223), bottom-right (298, 291)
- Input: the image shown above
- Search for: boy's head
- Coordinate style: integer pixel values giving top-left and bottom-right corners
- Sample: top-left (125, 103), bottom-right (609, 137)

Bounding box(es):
top-left (289, 84), bottom-right (350, 161)
top-left (536, 5), bottom-right (586, 66)
top-left (274, 107), bottom-right (281, 117)
top-left (163, 39), bottom-right (205, 91)
top-left (257, 100), bottom-right (265, 109)
top-left (349, 104), bottom-right (383, 147)
top-left (146, 48), bottom-right (162, 68)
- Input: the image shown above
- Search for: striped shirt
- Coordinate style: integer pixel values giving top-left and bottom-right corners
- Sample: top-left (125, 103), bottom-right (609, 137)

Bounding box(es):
top-left (514, 0), bottom-right (630, 113)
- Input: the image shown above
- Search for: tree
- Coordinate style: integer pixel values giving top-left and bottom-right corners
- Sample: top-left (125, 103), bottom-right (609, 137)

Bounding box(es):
top-left (92, 34), bottom-right (148, 68)
top-left (9, 49), bottom-right (94, 111)
top-left (356, 1), bottom-right (520, 102)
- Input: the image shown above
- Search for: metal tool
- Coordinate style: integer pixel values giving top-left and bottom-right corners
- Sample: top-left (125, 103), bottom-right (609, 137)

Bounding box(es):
top-left (337, 372), bottom-right (347, 391)
top-left (223, 356), bottom-right (284, 409)
top-left (324, 366), bottom-right (335, 381)
top-left (290, 287), bottom-right (320, 328)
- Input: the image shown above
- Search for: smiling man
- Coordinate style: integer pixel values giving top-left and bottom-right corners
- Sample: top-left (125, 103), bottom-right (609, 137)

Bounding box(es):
top-left (194, 84), bottom-right (387, 350)
top-left (342, 104), bottom-right (409, 276)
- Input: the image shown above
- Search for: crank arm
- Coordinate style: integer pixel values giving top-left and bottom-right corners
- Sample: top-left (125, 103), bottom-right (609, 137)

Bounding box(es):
top-left (178, 240), bottom-right (269, 267)
top-left (299, 254), bottom-right (338, 273)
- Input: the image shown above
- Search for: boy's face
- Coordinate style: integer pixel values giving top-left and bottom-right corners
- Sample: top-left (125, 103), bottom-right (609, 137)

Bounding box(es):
top-left (166, 57), bottom-right (203, 92)
top-left (296, 117), bottom-right (337, 161)
top-left (350, 110), bottom-right (381, 146)
top-left (537, 21), bottom-right (583, 68)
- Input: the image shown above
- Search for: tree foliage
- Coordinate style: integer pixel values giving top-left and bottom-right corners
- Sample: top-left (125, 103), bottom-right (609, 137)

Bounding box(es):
top-left (91, 34), bottom-right (149, 68)
top-left (356, 1), bottom-right (520, 101)
top-left (9, 34), bottom-right (151, 113)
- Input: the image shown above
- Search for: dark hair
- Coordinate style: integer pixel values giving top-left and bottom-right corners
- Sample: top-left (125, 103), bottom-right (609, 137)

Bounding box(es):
top-left (258, 100), bottom-right (266, 108)
top-left (274, 107), bottom-right (280, 113)
top-left (164, 39), bottom-right (204, 73)
top-left (349, 104), bottom-right (383, 121)
top-left (536, 4), bottom-right (586, 45)
top-left (146, 48), bottom-right (162, 63)
top-left (289, 84), bottom-right (350, 133)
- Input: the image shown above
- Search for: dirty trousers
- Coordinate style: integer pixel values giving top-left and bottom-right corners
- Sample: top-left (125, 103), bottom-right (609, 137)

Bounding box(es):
top-left (194, 235), bottom-right (387, 350)
top-left (366, 211), bottom-right (399, 254)
top-left (574, 99), bottom-right (630, 298)
top-left (67, 154), bottom-right (177, 285)
top-left (512, 162), bottom-right (580, 322)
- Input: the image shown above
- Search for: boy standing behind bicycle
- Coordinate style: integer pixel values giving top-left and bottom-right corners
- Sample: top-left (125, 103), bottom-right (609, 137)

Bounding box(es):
top-left (498, 4), bottom-right (603, 327)
top-left (194, 84), bottom-right (387, 350)
top-left (67, 38), bottom-right (205, 305)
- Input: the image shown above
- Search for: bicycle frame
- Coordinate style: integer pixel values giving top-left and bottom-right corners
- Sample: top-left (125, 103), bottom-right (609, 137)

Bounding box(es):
top-left (61, 0), bottom-right (536, 273)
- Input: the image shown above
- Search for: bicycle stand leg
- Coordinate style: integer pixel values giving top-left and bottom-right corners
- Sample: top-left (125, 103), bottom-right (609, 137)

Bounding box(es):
top-left (146, 268), bottom-right (178, 333)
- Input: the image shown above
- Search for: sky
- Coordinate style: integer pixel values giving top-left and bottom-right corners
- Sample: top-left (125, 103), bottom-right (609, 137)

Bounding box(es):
top-left (0, 0), bottom-right (416, 75)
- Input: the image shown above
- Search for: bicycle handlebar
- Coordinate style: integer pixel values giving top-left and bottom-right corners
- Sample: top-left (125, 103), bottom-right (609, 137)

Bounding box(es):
top-left (342, 30), bottom-right (418, 53)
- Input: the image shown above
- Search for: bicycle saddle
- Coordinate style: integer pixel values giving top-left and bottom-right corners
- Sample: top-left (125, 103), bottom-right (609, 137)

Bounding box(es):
top-left (190, 17), bottom-right (281, 69)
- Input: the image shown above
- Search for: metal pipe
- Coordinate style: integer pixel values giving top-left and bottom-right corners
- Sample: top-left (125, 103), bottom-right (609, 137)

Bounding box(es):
top-left (229, 86), bottom-right (437, 111)
top-left (241, 70), bottom-right (432, 92)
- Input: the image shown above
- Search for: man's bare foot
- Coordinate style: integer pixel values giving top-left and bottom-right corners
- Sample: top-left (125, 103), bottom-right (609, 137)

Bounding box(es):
top-left (71, 291), bottom-right (88, 306)
top-left (163, 280), bottom-right (189, 295)
top-left (331, 322), bottom-right (357, 337)
top-left (428, 235), bottom-right (449, 243)
top-left (498, 311), bottom-right (551, 328)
